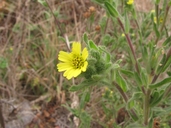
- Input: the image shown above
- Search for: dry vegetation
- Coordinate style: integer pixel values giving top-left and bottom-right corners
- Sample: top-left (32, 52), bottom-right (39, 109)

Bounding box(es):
top-left (0, 0), bottom-right (106, 127)
top-left (0, 0), bottom-right (171, 128)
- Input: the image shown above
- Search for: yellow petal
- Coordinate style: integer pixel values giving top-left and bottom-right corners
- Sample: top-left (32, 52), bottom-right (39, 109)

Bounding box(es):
top-left (63, 68), bottom-right (82, 79)
top-left (63, 68), bottom-right (75, 79)
top-left (58, 51), bottom-right (72, 62)
top-left (57, 63), bottom-right (72, 71)
top-left (81, 61), bottom-right (88, 72)
top-left (72, 69), bottom-right (81, 77)
top-left (72, 42), bottom-right (81, 55)
top-left (82, 48), bottom-right (88, 61)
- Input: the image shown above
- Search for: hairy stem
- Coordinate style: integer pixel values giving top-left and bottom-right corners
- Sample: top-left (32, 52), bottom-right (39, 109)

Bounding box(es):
top-left (113, 82), bottom-right (138, 120)
top-left (160, 5), bottom-right (170, 32)
top-left (144, 89), bottom-right (151, 125)
top-left (155, 5), bottom-right (170, 44)
top-left (114, 82), bottom-right (128, 102)
top-left (117, 18), bottom-right (139, 73)
top-left (144, 47), bottom-right (171, 125)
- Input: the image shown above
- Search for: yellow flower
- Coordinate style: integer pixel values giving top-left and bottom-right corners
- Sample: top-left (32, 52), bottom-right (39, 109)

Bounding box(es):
top-left (127, 0), bottom-right (134, 5)
top-left (57, 42), bottom-right (88, 80)
top-left (154, 17), bottom-right (163, 24)
top-left (151, 10), bottom-right (155, 13)
top-left (154, 17), bottom-right (157, 24)
top-left (10, 47), bottom-right (13, 51)
top-left (121, 33), bottom-right (125, 37)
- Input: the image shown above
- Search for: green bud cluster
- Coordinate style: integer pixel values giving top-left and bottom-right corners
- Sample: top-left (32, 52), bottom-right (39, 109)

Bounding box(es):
top-left (90, 49), bottom-right (101, 60)
top-left (84, 66), bottom-right (96, 79)
top-left (83, 49), bottom-right (109, 79)
top-left (95, 60), bottom-right (106, 73)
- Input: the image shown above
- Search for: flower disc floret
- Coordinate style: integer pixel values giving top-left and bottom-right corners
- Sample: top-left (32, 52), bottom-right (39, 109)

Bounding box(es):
top-left (57, 42), bottom-right (88, 80)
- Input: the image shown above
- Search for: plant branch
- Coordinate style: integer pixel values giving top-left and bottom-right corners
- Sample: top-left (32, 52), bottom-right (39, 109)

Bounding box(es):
top-left (152, 47), bottom-right (171, 84)
top-left (113, 82), bottom-right (138, 120)
top-left (144, 89), bottom-right (151, 125)
top-left (117, 18), bottom-right (140, 73)
top-left (155, 5), bottom-right (170, 44)
top-left (113, 81), bottom-right (128, 102)
top-left (160, 5), bottom-right (170, 32)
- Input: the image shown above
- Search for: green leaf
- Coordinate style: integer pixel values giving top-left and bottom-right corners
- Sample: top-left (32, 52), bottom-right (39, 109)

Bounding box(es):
top-left (88, 40), bottom-right (98, 50)
top-left (83, 33), bottom-right (89, 45)
top-left (105, 52), bottom-right (111, 63)
top-left (140, 68), bottom-right (148, 86)
top-left (120, 69), bottom-right (134, 77)
top-left (128, 100), bottom-right (135, 109)
top-left (85, 92), bottom-right (90, 102)
top-left (79, 111), bottom-right (91, 128)
top-left (104, 2), bottom-right (119, 18)
top-left (127, 92), bottom-right (143, 109)
top-left (153, 22), bottom-right (160, 37)
top-left (99, 46), bottom-right (111, 62)
top-left (38, 0), bottom-right (48, 7)
top-left (150, 91), bottom-right (164, 107)
top-left (115, 71), bottom-right (128, 92)
top-left (125, 12), bottom-right (130, 34)
top-left (91, 74), bottom-right (103, 81)
top-left (112, 63), bottom-right (120, 69)
top-left (0, 57), bottom-right (8, 69)
top-left (156, 54), bottom-right (166, 74)
top-left (80, 91), bottom-right (90, 109)
top-left (69, 80), bottom-right (95, 92)
top-left (149, 76), bottom-right (171, 89)
top-left (155, 0), bottom-right (160, 4)
top-left (134, 72), bottom-right (142, 86)
top-left (169, 1), bottom-right (171, 6)
top-left (161, 56), bottom-right (171, 73)
top-left (162, 36), bottom-right (171, 47)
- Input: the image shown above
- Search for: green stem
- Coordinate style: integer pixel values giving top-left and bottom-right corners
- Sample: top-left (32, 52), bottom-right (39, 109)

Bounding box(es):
top-left (143, 47), bottom-right (171, 125)
top-left (155, 4), bottom-right (159, 25)
top-left (155, 5), bottom-right (170, 44)
top-left (117, 18), bottom-right (140, 73)
top-left (160, 5), bottom-right (170, 32)
top-left (113, 82), bottom-right (138, 120)
top-left (144, 89), bottom-right (151, 125)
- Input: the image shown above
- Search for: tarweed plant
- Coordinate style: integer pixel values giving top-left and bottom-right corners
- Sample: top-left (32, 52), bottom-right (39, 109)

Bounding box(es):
top-left (57, 0), bottom-right (171, 127)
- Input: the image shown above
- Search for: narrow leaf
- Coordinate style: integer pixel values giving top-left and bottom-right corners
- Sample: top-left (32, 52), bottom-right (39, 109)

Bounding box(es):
top-left (104, 2), bottom-right (119, 18)
top-left (125, 12), bottom-right (130, 34)
top-left (153, 23), bottom-right (160, 37)
top-left (150, 92), bottom-right (164, 107)
top-left (162, 36), bottom-right (171, 47)
top-left (88, 40), bottom-right (98, 50)
top-left (161, 56), bottom-right (171, 73)
top-left (116, 71), bottom-right (128, 92)
top-left (83, 33), bottom-right (89, 45)
top-left (120, 69), bottom-right (134, 77)
top-left (149, 76), bottom-right (171, 89)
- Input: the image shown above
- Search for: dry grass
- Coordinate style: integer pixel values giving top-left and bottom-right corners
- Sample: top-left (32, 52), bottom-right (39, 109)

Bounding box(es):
top-left (0, 0), bottom-right (171, 127)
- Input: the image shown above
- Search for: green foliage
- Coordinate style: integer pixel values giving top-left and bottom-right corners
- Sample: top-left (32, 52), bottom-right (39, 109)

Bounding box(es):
top-left (4, 0), bottom-right (171, 127)
top-left (0, 57), bottom-right (8, 69)
top-left (64, 0), bottom-right (171, 127)
top-left (104, 2), bottom-right (119, 18)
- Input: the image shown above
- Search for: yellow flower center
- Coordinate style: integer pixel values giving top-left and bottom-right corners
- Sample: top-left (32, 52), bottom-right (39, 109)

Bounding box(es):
top-left (72, 54), bottom-right (84, 69)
